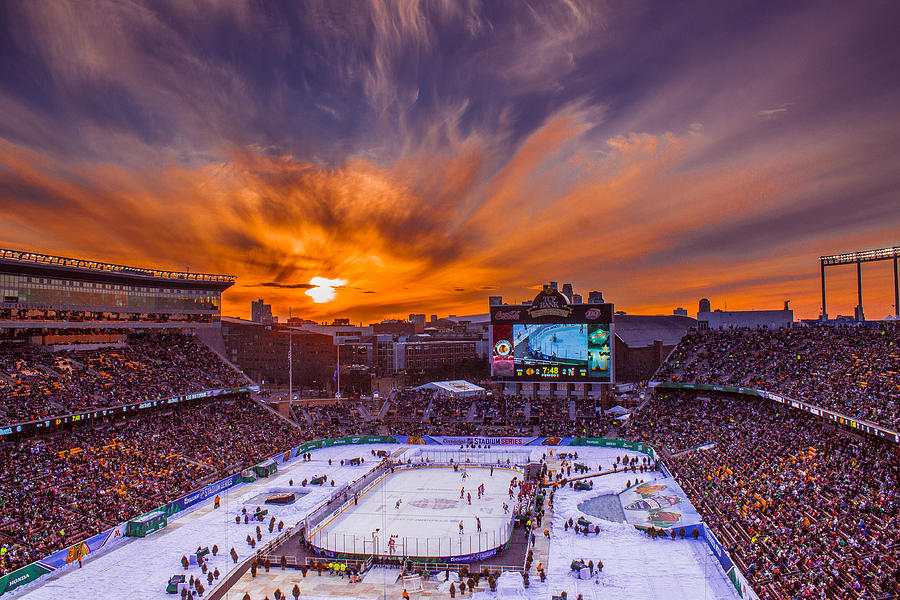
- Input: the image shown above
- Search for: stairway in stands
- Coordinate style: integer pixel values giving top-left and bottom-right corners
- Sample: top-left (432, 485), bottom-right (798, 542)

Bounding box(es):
top-left (353, 401), bottom-right (372, 421)
top-left (466, 400), bottom-right (479, 423)
top-left (375, 400), bottom-right (391, 420)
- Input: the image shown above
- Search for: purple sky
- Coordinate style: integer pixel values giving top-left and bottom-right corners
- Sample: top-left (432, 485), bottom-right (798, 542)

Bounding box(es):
top-left (1, 1), bottom-right (899, 321)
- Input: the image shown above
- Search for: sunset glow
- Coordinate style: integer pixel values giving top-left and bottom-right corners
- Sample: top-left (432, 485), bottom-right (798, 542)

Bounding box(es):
top-left (1, 2), bottom-right (898, 322)
top-left (306, 277), bottom-right (349, 304)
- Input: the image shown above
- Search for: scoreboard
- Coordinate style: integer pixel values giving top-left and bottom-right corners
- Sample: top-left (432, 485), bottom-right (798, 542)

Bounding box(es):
top-left (490, 288), bottom-right (613, 383)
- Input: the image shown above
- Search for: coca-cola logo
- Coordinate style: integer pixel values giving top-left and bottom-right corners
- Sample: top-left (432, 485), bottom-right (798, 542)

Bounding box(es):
top-left (493, 310), bottom-right (521, 320)
top-left (585, 308), bottom-right (602, 320)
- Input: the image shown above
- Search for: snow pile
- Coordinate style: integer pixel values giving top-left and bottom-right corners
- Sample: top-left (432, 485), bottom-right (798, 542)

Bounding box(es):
top-left (496, 570), bottom-right (526, 599)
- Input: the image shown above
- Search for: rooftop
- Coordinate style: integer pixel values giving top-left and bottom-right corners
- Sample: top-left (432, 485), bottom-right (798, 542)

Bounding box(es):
top-left (0, 248), bottom-right (235, 289)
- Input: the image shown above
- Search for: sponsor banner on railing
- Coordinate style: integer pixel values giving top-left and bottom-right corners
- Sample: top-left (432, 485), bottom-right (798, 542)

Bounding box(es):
top-left (0, 520), bottom-right (130, 597)
top-left (0, 387), bottom-right (256, 438)
top-left (702, 524), bottom-right (734, 574)
top-left (727, 564), bottom-right (761, 600)
top-left (567, 437), bottom-right (657, 460)
top-left (429, 435), bottom-right (540, 446)
top-left (293, 435), bottom-right (398, 456)
top-left (0, 563), bottom-right (53, 596)
top-left (658, 461), bottom-right (673, 479)
top-left (650, 381), bottom-right (761, 396)
top-left (39, 522), bottom-right (129, 571)
top-left (177, 474), bottom-right (240, 512)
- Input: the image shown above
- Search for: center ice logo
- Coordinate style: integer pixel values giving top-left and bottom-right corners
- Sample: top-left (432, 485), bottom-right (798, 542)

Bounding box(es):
top-left (410, 498), bottom-right (458, 510)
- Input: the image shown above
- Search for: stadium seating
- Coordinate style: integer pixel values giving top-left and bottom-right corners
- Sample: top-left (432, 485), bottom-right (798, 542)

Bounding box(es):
top-left (0, 333), bottom-right (247, 424)
top-left (657, 323), bottom-right (900, 430)
top-left (0, 397), bottom-right (301, 574)
top-left (626, 391), bottom-right (900, 600)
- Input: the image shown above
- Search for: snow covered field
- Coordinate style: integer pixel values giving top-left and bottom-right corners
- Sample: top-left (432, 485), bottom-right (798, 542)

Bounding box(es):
top-left (310, 465), bottom-right (522, 557)
top-left (15, 444), bottom-right (740, 600)
top-left (16, 444), bottom-right (407, 600)
top-left (542, 458), bottom-right (739, 600)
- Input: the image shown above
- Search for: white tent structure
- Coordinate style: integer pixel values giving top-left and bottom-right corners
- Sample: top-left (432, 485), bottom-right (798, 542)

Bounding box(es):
top-left (605, 404), bottom-right (630, 416)
top-left (414, 379), bottom-right (485, 398)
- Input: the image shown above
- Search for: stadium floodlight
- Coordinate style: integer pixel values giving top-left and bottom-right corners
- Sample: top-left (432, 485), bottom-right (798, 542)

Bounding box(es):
top-left (819, 245), bottom-right (900, 320)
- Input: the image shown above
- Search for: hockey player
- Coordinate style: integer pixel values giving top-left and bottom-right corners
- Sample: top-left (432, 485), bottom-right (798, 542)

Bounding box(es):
top-left (459, 521), bottom-right (464, 534)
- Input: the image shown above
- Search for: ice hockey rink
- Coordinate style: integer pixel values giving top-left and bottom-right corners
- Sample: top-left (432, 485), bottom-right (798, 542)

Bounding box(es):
top-left (12, 444), bottom-right (740, 600)
top-left (308, 465), bottom-right (523, 558)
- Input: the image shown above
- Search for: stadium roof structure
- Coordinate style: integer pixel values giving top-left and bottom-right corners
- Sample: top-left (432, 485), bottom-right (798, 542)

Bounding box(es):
top-left (614, 315), bottom-right (696, 348)
top-left (0, 248), bottom-right (235, 291)
top-left (415, 379), bottom-right (486, 397)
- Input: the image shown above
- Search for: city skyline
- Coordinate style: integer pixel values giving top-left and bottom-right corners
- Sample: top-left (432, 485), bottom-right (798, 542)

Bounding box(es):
top-left (1, 1), bottom-right (899, 322)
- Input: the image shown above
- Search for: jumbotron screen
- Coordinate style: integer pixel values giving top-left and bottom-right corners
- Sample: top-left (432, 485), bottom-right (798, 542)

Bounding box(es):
top-left (490, 290), bottom-right (613, 382)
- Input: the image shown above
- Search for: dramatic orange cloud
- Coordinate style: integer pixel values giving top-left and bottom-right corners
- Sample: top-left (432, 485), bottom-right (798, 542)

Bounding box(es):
top-left (1, 1), bottom-right (899, 322)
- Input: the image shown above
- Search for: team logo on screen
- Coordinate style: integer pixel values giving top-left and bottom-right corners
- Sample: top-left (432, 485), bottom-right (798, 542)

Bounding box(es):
top-left (494, 340), bottom-right (512, 357)
top-left (585, 308), bottom-right (602, 320)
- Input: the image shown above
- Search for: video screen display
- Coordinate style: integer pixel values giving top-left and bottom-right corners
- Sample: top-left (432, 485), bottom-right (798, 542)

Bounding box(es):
top-left (490, 295), bottom-right (613, 382)
top-left (491, 321), bottom-right (611, 381)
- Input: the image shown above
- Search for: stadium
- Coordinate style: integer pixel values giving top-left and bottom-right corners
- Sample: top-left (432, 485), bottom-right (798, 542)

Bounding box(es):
top-left (0, 248), bottom-right (897, 600)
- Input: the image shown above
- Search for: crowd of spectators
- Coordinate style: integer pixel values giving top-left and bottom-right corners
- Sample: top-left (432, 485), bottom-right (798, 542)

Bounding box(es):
top-left (282, 390), bottom-right (617, 440)
top-left (657, 323), bottom-right (900, 430)
top-left (0, 333), bottom-right (247, 424)
top-left (0, 384), bottom-right (616, 576)
top-left (0, 397), bottom-right (301, 575)
top-left (626, 391), bottom-right (900, 600)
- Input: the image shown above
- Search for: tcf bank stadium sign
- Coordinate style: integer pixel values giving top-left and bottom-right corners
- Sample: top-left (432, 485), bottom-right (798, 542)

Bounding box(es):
top-left (527, 290), bottom-right (573, 318)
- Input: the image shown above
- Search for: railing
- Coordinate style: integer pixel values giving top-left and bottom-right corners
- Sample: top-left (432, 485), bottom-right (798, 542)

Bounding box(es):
top-left (258, 554), bottom-right (297, 567)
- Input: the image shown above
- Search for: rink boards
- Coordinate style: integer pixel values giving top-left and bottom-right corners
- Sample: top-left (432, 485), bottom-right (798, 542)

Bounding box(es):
top-left (306, 464), bottom-right (523, 563)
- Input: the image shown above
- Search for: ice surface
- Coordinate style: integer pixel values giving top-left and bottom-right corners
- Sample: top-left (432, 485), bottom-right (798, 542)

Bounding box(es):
top-left (310, 465), bottom-right (523, 557)
top-left (17, 445), bottom-right (739, 600)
